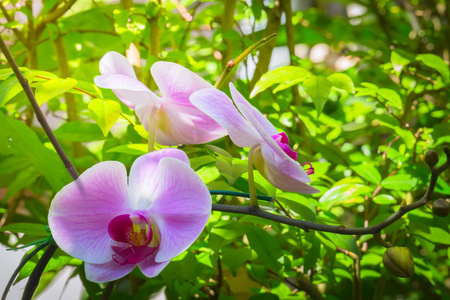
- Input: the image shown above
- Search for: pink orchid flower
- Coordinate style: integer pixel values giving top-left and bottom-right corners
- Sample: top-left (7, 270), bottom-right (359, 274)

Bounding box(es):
top-left (190, 83), bottom-right (319, 194)
top-left (48, 149), bottom-right (211, 283)
top-left (94, 52), bottom-right (227, 145)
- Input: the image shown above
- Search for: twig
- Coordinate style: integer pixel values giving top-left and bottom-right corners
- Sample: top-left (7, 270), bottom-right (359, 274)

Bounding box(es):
top-left (0, 3), bottom-right (27, 46)
top-left (214, 33), bottom-right (277, 89)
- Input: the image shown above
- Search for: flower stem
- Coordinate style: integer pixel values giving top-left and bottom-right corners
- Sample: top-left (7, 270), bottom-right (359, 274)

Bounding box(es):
top-left (214, 33), bottom-right (277, 89)
top-left (148, 107), bottom-right (157, 152)
top-left (247, 146), bottom-right (259, 208)
top-left (373, 233), bottom-right (392, 248)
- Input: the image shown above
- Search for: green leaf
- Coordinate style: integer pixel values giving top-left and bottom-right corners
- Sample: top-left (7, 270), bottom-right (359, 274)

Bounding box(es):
top-left (54, 121), bottom-right (105, 142)
top-left (3, 166), bottom-right (40, 200)
top-left (88, 99), bottom-right (121, 136)
top-left (107, 144), bottom-right (148, 156)
top-left (373, 194), bottom-right (396, 205)
top-left (245, 226), bottom-right (282, 271)
top-left (35, 78), bottom-right (78, 105)
top-left (0, 112), bottom-right (71, 191)
top-left (0, 223), bottom-right (48, 236)
top-left (378, 88), bottom-right (402, 109)
top-left (327, 73), bottom-right (355, 93)
top-left (303, 75), bottom-right (332, 117)
top-left (319, 232), bottom-right (360, 257)
top-left (277, 193), bottom-right (316, 222)
top-left (319, 184), bottom-right (373, 209)
top-left (351, 163), bottom-right (381, 185)
top-left (222, 247), bottom-right (252, 276)
top-left (391, 50), bottom-right (414, 73)
top-left (251, 66), bottom-right (311, 98)
top-left (416, 53), bottom-right (450, 83)
top-left (409, 223), bottom-right (450, 245)
top-left (0, 75), bottom-right (24, 107)
top-left (381, 174), bottom-right (417, 191)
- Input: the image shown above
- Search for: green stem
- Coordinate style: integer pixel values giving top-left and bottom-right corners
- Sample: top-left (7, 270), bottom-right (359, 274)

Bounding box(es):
top-left (247, 146), bottom-right (258, 208)
top-left (148, 107), bottom-right (157, 152)
top-left (374, 233), bottom-right (392, 248)
top-left (214, 33), bottom-right (277, 89)
top-left (209, 190), bottom-right (273, 202)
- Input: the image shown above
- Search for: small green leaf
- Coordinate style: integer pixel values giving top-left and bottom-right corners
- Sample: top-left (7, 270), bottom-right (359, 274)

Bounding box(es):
top-left (251, 66), bottom-right (311, 98)
top-left (88, 99), bottom-right (121, 136)
top-left (107, 144), bottom-right (148, 156)
top-left (54, 121), bottom-right (105, 142)
top-left (303, 75), bottom-right (332, 117)
top-left (35, 78), bottom-right (78, 105)
top-left (245, 226), bottom-right (282, 271)
top-left (381, 174), bottom-right (417, 191)
top-left (222, 247), bottom-right (252, 276)
top-left (378, 88), bottom-right (402, 109)
top-left (319, 232), bottom-right (360, 257)
top-left (327, 73), bottom-right (355, 93)
top-left (0, 223), bottom-right (48, 236)
top-left (0, 75), bottom-right (24, 107)
top-left (351, 163), bottom-right (381, 185)
top-left (409, 223), bottom-right (450, 245)
top-left (391, 50), bottom-right (414, 73)
top-left (319, 184), bottom-right (373, 209)
top-left (373, 194), bottom-right (396, 205)
top-left (416, 53), bottom-right (450, 83)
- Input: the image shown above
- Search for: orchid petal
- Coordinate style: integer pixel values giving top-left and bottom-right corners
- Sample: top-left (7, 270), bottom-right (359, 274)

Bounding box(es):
top-left (138, 253), bottom-right (171, 277)
top-left (190, 88), bottom-right (262, 147)
top-left (154, 104), bottom-right (228, 146)
top-left (128, 149), bottom-right (190, 210)
top-left (48, 162), bottom-right (131, 264)
top-left (85, 261), bottom-right (135, 283)
top-left (99, 52), bottom-right (137, 78)
top-left (230, 83), bottom-right (278, 136)
top-left (258, 142), bottom-right (320, 193)
top-left (151, 62), bottom-right (212, 105)
top-left (94, 74), bottom-right (161, 109)
top-left (237, 103), bottom-right (312, 184)
top-left (149, 157), bottom-right (211, 263)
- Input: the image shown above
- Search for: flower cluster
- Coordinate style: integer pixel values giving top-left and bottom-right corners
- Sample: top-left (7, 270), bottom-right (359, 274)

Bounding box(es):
top-left (49, 52), bottom-right (318, 283)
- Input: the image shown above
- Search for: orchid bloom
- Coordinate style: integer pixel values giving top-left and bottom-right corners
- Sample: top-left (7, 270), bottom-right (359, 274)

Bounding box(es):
top-left (48, 149), bottom-right (211, 283)
top-left (190, 83), bottom-right (319, 194)
top-left (94, 52), bottom-right (227, 146)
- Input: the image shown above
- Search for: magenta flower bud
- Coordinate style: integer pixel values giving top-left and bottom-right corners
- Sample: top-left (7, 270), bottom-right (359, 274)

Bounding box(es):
top-left (48, 149), bottom-right (211, 282)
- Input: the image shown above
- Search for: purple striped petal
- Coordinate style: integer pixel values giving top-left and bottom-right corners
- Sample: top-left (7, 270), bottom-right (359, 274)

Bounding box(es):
top-left (230, 83), bottom-right (278, 136)
top-left (48, 162), bottom-right (132, 264)
top-left (190, 88), bottom-right (262, 147)
top-left (148, 157), bottom-right (211, 263)
top-left (128, 149), bottom-right (190, 210)
top-left (138, 253), bottom-right (171, 277)
top-left (85, 260), bottom-right (136, 283)
top-left (154, 103), bottom-right (228, 146)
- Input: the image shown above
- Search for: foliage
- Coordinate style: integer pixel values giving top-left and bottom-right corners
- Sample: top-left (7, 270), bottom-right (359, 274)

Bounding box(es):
top-left (0, 0), bottom-right (449, 299)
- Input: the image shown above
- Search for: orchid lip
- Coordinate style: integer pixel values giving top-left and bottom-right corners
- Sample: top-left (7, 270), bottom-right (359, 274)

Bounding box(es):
top-left (108, 213), bottom-right (157, 265)
top-left (270, 132), bottom-right (298, 161)
top-left (301, 162), bottom-right (315, 175)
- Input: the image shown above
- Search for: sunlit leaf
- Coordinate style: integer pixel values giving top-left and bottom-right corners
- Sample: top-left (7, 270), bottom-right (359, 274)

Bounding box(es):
top-left (251, 66), bottom-right (311, 98)
top-left (303, 75), bottom-right (332, 117)
top-left (88, 99), bottom-right (121, 136)
top-left (35, 78), bottom-right (78, 105)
